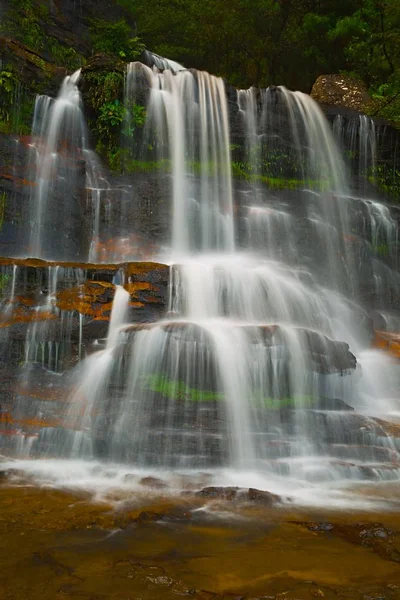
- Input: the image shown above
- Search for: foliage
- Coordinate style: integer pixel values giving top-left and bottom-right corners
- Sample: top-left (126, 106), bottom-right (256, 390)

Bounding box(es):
top-left (46, 38), bottom-right (83, 71)
top-left (371, 163), bottom-right (400, 197)
top-left (86, 71), bottom-right (124, 111)
top-left (121, 0), bottom-right (400, 96)
top-left (89, 18), bottom-right (145, 60)
top-left (98, 100), bottom-right (125, 134)
top-left (0, 0), bottom-right (45, 51)
top-left (123, 103), bottom-right (147, 135)
top-left (0, 273), bottom-right (11, 292)
top-left (0, 70), bottom-right (17, 128)
top-left (0, 68), bottom-right (35, 135)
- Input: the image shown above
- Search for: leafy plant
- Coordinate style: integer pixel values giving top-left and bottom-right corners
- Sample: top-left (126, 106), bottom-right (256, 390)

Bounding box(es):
top-left (0, 273), bottom-right (10, 292)
top-left (0, 70), bottom-right (16, 125)
top-left (89, 19), bottom-right (144, 60)
top-left (98, 100), bottom-right (124, 133)
top-left (86, 71), bottom-right (124, 111)
top-left (47, 39), bottom-right (83, 70)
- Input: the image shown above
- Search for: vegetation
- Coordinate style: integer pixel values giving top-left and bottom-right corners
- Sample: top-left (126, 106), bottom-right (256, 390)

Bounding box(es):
top-left (0, 0), bottom-right (399, 195)
top-left (144, 374), bottom-right (225, 402)
top-left (123, 0), bottom-right (400, 121)
top-left (0, 273), bottom-right (11, 292)
top-left (144, 374), bottom-right (317, 408)
top-left (89, 19), bottom-right (145, 61)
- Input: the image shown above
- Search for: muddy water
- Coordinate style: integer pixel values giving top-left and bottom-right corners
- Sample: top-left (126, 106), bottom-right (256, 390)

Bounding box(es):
top-left (1, 482), bottom-right (400, 600)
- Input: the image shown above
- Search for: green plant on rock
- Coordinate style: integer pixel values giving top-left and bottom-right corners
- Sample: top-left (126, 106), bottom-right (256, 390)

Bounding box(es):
top-left (256, 395), bottom-right (316, 410)
top-left (98, 100), bottom-right (124, 136)
top-left (0, 273), bottom-right (11, 292)
top-left (0, 0), bottom-right (45, 51)
top-left (46, 38), bottom-right (83, 71)
top-left (89, 19), bottom-right (145, 61)
top-left (0, 70), bottom-right (17, 128)
top-left (86, 71), bottom-right (124, 111)
top-left (95, 99), bottom-right (125, 169)
top-left (373, 243), bottom-right (390, 258)
top-left (144, 374), bottom-right (224, 402)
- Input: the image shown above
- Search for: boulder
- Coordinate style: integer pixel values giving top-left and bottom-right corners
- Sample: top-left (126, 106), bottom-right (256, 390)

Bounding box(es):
top-left (311, 74), bottom-right (371, 112)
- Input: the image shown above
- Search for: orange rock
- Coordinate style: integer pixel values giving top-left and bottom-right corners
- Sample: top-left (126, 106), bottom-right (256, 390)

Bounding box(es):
top-left (373, 331), bottom-right (400, 359)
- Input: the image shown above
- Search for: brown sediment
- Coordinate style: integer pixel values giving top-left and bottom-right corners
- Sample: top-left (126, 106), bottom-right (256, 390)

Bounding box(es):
top-left (0, 482), bottom-right (400, 599)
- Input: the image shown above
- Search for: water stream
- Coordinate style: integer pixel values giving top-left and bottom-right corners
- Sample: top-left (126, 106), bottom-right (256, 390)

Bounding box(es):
top-left (1, 62), bottom-right (399, 507)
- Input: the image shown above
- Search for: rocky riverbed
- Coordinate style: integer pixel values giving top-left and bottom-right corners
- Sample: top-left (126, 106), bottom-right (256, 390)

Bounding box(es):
top-left (1, 468), bottom-right (400, 600)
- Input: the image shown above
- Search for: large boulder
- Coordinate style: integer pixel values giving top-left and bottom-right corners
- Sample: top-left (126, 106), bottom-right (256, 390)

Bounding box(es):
top-left (311, 74), bottom-right (372, 112)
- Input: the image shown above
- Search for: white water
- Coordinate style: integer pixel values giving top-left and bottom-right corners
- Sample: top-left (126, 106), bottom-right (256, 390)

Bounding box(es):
top-left (2, 64), bottom-right (400, 509)
top-left (28, 70), bottom-right (110, 261)
top-left (125, 62), bottom-right (234, 255)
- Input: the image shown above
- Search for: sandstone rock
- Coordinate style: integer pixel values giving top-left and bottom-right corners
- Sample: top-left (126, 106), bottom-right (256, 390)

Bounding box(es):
top-left (135, 511), bottom-right (163, 523)
top-left (373, 331), bottom-right (400, 359)
top-left (195, 486), bottom-right (281, 506)
top-left (311, 74), bottom-right (371, 112)
top-left (139, 476), bottom-right (169, 489)
top-left (196, 486), bottom-right (239, 501)
top-left (246, 488), bottom-right (281, 506)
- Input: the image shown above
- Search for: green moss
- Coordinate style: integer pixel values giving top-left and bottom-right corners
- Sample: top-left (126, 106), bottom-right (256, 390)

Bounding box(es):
top-left (144, 374), bottom-right (317, 408)
top-left (233, 161), bottom-right (328, 190)
top-left (144, 374), bottom-right (224, 402)
top-left (372, 243), bottom-right (390, 258)
top-left (0, 273), bottom-right (11, 292)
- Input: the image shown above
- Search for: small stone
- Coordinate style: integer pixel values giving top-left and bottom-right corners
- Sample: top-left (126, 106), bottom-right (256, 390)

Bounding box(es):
top-left (312, 590), bottom-right (325, 598)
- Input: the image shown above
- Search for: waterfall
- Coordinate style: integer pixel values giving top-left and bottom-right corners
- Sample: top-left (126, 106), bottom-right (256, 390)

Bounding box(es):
top-left (125, 62), bottom-right (234, 254)
top-left (0, 61), bottom-right (399, 503)
top-left (28, 70), bottom-right (109, 262)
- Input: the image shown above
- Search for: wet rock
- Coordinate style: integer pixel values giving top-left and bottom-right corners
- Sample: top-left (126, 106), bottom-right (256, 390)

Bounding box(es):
top-left (295, 520), bottom-right (400, 564)
top-left (246, 488), bottom-right (281, 506)
top-left (0, 468), bottom-right (20, 482)
top-left (196, 486), bottom-right (239, 501)
top-left (307, 522), bottom-right (334, 532)
top-left (139, 476), bottom-right (169, 489)
top-left (373, 331), bottom-right (400, 359)
top-left (195, 486), bottom-right (281, 506)
top-left (314, 398), bottom-right (354, 411)
top-left (0, 36), bottom-right (66, 94)
top-left (135, 511), bottom-right (163, 523)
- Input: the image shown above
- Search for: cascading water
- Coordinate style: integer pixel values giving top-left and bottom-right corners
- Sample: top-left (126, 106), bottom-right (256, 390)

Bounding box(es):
top-left (27, 70), bottom-right (109, 261)
top-left (125, 62), bottom-right (234, 255)
top-left (1, 61), bottom-right (400, 505)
